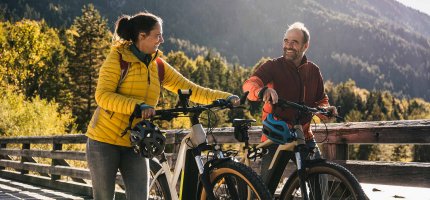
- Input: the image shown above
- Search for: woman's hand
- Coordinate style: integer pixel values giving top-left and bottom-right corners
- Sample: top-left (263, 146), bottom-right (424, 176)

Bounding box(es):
top-left (133, 104), bottom-right (156, 119)
top-left (141, 107), bottom-right (156, 119)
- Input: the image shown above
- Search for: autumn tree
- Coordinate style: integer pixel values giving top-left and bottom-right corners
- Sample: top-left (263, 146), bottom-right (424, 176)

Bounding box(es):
top-left (0, 19), bottom-right (71, 105)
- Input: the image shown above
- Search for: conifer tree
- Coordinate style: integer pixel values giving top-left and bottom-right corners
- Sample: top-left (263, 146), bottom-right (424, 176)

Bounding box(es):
top-left (165, 51), bottom-right (195, 78)
top-left (68, 4), bottom-right (110, 131)
top-left (193, 56), bottom-right (210, 87)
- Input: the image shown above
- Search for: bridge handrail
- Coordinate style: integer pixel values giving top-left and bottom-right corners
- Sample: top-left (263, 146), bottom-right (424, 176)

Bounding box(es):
top-left (0, 119), bottom-right (429, 196)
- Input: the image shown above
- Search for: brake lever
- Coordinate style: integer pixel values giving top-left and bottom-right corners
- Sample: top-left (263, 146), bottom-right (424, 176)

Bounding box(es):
top-left (322, 107), bottom-right (345, 121)
top-left (324, 109), bottom-right (345, 121)
top-left (240, 91), bottom-right (250, 105)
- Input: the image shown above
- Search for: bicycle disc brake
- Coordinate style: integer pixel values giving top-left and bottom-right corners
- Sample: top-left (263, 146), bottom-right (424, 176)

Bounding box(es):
top-left (247, 146), bottom-right (268, 161)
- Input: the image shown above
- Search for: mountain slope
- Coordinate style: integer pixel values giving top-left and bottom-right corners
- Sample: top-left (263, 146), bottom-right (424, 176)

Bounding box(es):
top-left (1, 0), bottom-right (429, 100)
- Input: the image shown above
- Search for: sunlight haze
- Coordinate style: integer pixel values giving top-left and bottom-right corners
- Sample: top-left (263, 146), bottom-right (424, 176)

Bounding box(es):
top-left (396, 0), bottom-right (430, 16)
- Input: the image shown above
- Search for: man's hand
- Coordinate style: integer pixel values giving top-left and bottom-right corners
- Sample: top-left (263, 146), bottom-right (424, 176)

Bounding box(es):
top-left (326, 106), bottom-right (338, 116)
top-left (259, 88), bottom-right (278, 104)
top-left (317, 106), bottom-right (338, 120)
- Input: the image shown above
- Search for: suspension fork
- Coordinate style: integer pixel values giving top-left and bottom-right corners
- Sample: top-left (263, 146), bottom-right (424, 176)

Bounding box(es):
top-left (188, 143), bottom-right (217, 200)
top-left (295, 144), bottom-right (310, 200)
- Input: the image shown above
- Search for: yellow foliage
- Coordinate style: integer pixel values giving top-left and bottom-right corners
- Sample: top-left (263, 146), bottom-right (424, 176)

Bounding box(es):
top-left (0, 86), bottom-right (76, 136)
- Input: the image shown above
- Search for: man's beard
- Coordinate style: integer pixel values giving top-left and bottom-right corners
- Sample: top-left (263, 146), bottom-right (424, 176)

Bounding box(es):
top-left (284, 48), bottom-right (298, 60)
top-left (284, 48), bottom-right (304, 62)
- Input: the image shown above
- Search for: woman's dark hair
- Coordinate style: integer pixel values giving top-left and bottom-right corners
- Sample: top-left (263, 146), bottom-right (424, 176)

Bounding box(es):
top-left (115, 12), bottom-right (163, 43)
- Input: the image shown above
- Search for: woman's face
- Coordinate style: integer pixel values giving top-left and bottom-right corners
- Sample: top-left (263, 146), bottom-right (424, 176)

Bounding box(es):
top-left (136, 22), bottom-right (164, 54)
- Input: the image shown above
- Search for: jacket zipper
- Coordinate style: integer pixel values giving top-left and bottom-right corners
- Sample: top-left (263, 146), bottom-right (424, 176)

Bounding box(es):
top-left (295, 66), bottom-right (304, 104)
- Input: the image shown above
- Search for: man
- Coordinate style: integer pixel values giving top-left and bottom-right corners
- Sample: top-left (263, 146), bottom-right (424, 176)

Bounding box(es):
top-left (242, 22), bottom-right (337, 188)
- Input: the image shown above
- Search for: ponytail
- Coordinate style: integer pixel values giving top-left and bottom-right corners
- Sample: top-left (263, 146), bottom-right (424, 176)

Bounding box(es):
top-left (113, 12), bottom-right (162, 43)
top-left (115, 15), bottom-right (132, 41)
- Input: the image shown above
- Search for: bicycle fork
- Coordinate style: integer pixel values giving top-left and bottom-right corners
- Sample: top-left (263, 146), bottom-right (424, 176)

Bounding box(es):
top-left (187, 123), bottom-right (218, 200)
top-left (294, 125), bottom-right (311, 200)
top-left (295, 144), bottom-right (310, 200)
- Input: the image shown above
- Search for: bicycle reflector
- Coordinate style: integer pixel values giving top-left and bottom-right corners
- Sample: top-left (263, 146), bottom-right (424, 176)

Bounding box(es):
top-left (130, 120), bottom-right (166, 158)
top-left (262, 114), bottom-right (296, 144)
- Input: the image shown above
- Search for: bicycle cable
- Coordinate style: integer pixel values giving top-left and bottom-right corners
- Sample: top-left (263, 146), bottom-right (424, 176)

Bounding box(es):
top-left (312, 115), bottom-right (329, 143)
top-left (204, 108), bottom-right (219, 145)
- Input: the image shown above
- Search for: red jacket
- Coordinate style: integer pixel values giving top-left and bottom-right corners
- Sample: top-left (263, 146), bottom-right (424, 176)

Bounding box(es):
top-left (243, 55), bottom-right (329, 141)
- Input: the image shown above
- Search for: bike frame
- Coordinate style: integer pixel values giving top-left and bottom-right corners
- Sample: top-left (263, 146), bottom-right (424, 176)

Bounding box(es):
top-left (150, 122), bottom-right (214, 200)
top-left (241, 124), bottom-right (314, 199)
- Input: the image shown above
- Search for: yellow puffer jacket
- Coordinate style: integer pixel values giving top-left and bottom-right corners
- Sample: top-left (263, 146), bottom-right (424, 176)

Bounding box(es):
top-left (86, 44), bottom-right (231, 146)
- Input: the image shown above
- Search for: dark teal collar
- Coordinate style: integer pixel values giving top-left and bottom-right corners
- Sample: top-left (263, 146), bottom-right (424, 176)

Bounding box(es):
top-left (130, 44), bottom-right (153, 66)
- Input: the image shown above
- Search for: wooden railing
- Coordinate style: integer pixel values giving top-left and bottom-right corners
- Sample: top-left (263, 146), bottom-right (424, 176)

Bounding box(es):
top-left (0, 119), bottom-right (429, 198)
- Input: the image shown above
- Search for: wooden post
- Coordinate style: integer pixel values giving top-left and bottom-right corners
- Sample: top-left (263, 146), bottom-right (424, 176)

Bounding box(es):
top-left (0, 143), bottom-right (6, 170)
top-left (52, 143), bottom-right (62, 180)
top-left (21, 143), bottom-right (30, 174)
top-left (323, 143), bottom-right (348, 160)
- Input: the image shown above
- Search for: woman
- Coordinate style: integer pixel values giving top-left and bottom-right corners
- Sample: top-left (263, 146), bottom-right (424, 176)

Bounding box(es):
top-left (86, 12), bottom-right (239, 200)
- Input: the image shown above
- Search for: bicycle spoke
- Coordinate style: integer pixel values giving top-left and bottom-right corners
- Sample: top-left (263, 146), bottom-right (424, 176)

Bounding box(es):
top-left (306, 174), bottom-right (358, 200)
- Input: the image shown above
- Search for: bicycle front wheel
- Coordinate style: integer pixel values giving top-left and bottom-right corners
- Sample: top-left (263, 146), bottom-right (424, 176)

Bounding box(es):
top-left (198, 160), bottom-right (272, 200)
top-left (280, 161), bottom-right (367, 200)
top-left (148, 159), bottom-right (172, 200)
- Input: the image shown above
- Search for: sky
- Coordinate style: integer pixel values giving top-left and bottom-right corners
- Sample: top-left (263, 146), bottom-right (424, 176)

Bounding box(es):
top-left (395, 0), bottom-right (430, 16)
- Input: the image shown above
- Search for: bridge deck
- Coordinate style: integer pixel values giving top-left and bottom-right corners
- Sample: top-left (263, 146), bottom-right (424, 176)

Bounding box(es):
top-left (0, 177), bottom-right (429, 200)
top-left (0, 178), bottom-right (91, 200)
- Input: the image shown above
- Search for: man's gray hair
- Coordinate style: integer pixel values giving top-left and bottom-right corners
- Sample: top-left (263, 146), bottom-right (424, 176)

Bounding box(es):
top-left (285, 22), bottom-right (310, 44)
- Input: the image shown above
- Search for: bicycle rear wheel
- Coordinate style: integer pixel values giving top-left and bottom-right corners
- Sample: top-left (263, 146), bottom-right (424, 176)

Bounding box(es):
top-left (148, 159), bottom-right (172, 200)
top-left (280, 161), bottom-right (367, 200)
top-left (198, 160), bottom-right (272, 200)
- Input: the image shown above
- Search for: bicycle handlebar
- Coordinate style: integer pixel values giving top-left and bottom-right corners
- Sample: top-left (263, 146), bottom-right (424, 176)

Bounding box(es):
top-left (275, 99), bottom-right (344, 121)
top-left (153, 99), bottom-right (234, 121)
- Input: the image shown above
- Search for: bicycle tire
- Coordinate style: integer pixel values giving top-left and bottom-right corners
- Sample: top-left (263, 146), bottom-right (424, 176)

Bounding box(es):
top-left (279, 161), bottom-right (368, 200)
top-left (148, 159), bottom-right (172, 200)
top-left (198, 160), bottom-right (272, 200)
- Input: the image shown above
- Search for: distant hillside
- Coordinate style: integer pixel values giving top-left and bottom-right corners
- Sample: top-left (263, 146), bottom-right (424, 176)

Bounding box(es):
top-left (1, 0), bottom-right (429, 101)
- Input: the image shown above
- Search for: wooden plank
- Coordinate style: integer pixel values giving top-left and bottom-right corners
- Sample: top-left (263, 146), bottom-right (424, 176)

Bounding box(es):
top-left (0, 134), bottom-right (87, 144)
top-left (1, 120), bottom-right (429, 145)
top-left (164, 120), bottom-right (430, 145)
top-left (0, 149), bottom-right (86, 161)
top-left (0, 160), bottom-right (91, 180)
top-left (333, 160), bottom-right (430, 187)
top-left (0, 170), bottom-right (93, 197)
top-left (0, 170), bottom-right (126, 199)
top-left (314, 120), bottom-right (430, 144)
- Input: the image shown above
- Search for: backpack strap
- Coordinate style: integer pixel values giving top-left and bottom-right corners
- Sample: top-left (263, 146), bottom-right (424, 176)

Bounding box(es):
top-left (155, 57), bottom-right (165, 105)
top-left (155, 57), bottom-right (165, 84)
top-left (118, 53), bottom-right (131, 90)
